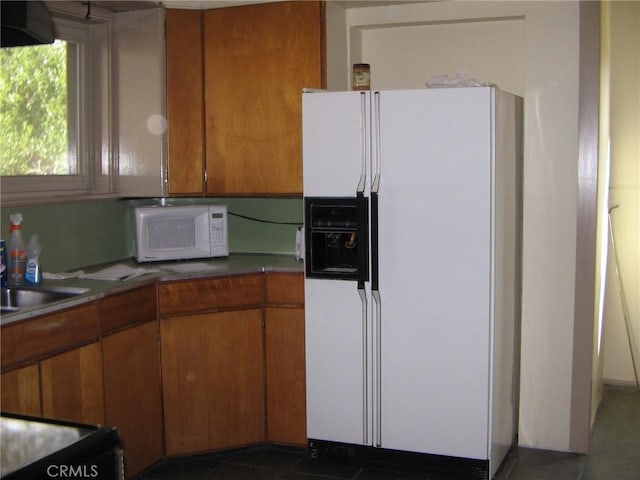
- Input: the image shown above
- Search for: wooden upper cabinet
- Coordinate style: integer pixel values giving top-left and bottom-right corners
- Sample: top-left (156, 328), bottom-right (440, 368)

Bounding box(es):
top-left (166, 9), bottom-right (205, 195)
top-left (204, 1), bottom-right (325, 195)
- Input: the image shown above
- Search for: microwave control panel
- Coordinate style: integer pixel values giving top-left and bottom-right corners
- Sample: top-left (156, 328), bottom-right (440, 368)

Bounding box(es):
top-left (209, 207), bottom-right (229, 256)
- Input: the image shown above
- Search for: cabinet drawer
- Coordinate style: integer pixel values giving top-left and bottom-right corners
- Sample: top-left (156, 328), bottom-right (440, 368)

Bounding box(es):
top-left (1, 302), bottom-right (100, 371)
top-left (99, 284), bottom-right (157, 334)
top-left (158, 274), bottom-right (264, 317)
top-left (265, 272), bottom-right (304, 306)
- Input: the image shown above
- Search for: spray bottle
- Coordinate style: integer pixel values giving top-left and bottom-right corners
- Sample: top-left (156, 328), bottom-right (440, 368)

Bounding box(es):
top-left (24, 235), bottom-right (43, 286)
top-left (7, 214), bottom-right (27, 286)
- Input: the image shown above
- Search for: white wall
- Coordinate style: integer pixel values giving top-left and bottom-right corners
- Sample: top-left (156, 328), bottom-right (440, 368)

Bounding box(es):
top-left (602, 1), bottom-right (640, 385)
top-left (592, 0), bottom-right (611, 430)
top-left (328, 0), bottom-right (583, 452)
top-left (356, 17), bottom-right (524, 94)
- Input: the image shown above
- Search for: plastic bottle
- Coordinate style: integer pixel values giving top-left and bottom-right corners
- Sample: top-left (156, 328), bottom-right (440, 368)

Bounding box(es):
top-left (24, 234), bottom-right (43, 286)
top-left (0, 239), bottom-right (7, 287)
top-left (7, 214), bottom-right (27, 286)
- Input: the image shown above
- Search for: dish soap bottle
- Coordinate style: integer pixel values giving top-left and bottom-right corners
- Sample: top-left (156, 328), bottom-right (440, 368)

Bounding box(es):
top-left (7, 213), bottom-right (27, 286)
top-left (24, 234), bottom-right (43, 286)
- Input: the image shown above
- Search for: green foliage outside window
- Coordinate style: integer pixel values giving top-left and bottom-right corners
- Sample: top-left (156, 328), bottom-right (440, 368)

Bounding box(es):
top-left (0, 41), bottom-right (68, 176)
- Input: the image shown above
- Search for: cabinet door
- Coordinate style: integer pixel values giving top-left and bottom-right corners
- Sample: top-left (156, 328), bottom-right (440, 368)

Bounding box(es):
top-left (161, 309), bottom-right (265, 455)
top-left (103, 321), bottom-right (163, 478)
top-left (204, 1), bottom-right (324, 195)
top-left (40, 342), bottom-right (105, 425)
top-left (1, 364), bottom-right (41, 417)
top-left (265, 307), bottom-right (306, 445)
top-left (166, 8), bottom-right (205, 195)
top-left (114, 8), bottom-right (167, 197)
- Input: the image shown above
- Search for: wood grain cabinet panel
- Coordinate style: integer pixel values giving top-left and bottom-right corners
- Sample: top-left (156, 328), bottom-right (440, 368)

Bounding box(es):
top-left (166, 8), bottom-right (205, 195)
top-left (265, 307), bottom-right (306, 445)
top-left (265, 272), bottom-right (304, 306)
top-left (166, 1), bottom-right (324, 196)
top-left (1, 302), bottom-right (100, 371)
top-left (99, 284), bottom-right (157, 335)
top-left (1, 364), bottom-right (41, 417)
top-left (161, 309), bottom-right (265, 455)
top-left (158, 274), bottom-right (264, 317)
top-left (40, 342), bottom-right (105, 426)
top-left (264, 272), bottom-right (306, 445)
top-left (103, 321), bottom-right (163, 478)
top-left (203, 1), bottom-right (324, 195)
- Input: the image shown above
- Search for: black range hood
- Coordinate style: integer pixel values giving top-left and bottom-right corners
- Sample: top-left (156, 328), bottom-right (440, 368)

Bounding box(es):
top-left (1, 1), bottom-right (55, 48)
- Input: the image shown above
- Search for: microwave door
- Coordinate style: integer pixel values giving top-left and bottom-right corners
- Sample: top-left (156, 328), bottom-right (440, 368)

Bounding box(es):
top-left (135, 206), bottom-right (215, 262)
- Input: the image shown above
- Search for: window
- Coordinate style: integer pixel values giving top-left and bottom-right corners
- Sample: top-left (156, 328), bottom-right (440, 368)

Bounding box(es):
top-left (0, 40), bottom-right (75, 175)
top-left (0, 15), bottom-right (114, 204)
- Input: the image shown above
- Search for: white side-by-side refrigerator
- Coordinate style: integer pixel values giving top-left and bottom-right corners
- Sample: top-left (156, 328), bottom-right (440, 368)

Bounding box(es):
top-left (302, 87), bottom-right (522, 480)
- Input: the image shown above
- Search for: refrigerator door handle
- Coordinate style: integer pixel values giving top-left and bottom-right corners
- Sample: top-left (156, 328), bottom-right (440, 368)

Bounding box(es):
top-left (358, 286), bottom-right (369, 445)
top-left (372, 91), bottom-right (381, 194)
top-left (371, 187), bottom-right (381, 446)
top-left (372, 288), bottom-right (382, 447)
top-left (357, 91), bottom-right (368, 193)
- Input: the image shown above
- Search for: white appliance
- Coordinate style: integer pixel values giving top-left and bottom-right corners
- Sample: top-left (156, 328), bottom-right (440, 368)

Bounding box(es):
top-left (303, 87), bottom-right (522, 479)
top-left (134, 205), bottom-right (229, 262)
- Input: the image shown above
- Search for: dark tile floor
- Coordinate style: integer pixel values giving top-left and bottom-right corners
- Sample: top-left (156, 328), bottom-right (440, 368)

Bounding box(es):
top-left (133, 385), bottom-right (639, 480)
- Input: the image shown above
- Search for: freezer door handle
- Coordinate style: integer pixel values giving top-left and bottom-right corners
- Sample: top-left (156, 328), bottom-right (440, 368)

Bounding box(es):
top-left (357, 91), bottom-right (368, 193)
top-left (372, 91), bottom-right (381, 194)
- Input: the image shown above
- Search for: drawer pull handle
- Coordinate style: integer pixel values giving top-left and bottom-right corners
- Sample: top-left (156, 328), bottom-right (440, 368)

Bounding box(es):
top-left (26, 318), bottom-right (68, 331)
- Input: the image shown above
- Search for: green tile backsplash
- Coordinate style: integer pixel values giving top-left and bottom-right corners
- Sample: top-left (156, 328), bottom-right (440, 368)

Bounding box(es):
top-left (1, 197), bottom-right (303, 273)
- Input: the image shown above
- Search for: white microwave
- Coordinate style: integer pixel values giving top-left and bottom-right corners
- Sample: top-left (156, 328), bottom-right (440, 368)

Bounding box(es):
top-left (134, 205), bottom-right (229, 262)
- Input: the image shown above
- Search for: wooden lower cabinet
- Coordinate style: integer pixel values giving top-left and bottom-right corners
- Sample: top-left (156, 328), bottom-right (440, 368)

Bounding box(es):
top-left (40, 342), bottom-right (105, 425)
top-left (1, 364), bottom-right (41, 417)
top-left (1, 272), bottom-right (306, 466)
top-left (161, 309), bottom-right (265, 456)
top-left (265, 307), bottom-right (306, 445)
top-left (103, 321), bottom-right (163, 478)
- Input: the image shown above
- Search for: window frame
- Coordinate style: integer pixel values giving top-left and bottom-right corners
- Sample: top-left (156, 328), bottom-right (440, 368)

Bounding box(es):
top-left (0, 14), bottom-right (116, 205)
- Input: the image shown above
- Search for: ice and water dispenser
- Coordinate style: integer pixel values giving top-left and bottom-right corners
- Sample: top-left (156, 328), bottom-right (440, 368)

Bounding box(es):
top-left (304, 197), bottom-right (368, 282)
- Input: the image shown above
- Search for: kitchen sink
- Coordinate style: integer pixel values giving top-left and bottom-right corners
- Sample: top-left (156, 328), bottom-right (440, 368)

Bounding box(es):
top-left (0, 286), bottom-right (90, 313)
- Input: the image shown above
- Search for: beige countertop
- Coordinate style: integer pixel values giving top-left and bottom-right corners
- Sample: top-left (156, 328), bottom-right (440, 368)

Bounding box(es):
top-left (1, 254), bottom-right (304, 326)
